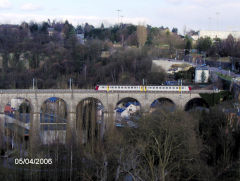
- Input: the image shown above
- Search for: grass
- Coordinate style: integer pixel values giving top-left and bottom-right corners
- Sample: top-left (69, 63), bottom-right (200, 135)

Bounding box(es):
top-left (206, 57), bottom-right (231, 62)
top-left (216, 72), bottom-right (232, 81)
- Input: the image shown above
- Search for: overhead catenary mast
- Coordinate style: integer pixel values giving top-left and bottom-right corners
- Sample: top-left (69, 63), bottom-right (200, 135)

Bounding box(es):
top-left (116, 9), bottom-right (121, 25)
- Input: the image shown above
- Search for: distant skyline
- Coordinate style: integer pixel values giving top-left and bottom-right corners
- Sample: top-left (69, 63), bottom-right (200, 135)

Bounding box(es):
top-left (0, 0), bottom-right (240, 33)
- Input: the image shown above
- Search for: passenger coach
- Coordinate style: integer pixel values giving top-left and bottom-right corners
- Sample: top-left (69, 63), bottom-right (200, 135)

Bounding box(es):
top-left (95, 85), bottom-right (191, 92)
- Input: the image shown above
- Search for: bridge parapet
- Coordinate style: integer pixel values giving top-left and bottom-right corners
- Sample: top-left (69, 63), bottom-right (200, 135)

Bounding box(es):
top-left (0, 89), bottom-right (216, 94)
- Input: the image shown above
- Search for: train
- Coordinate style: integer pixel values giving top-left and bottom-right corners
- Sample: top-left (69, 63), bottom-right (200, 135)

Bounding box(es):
top-left (95, 85), bottom-right (192, 92)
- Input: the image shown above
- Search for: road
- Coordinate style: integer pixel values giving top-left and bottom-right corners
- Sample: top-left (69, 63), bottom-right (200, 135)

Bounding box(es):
top-left (209, 67), bottom-right (240, 78)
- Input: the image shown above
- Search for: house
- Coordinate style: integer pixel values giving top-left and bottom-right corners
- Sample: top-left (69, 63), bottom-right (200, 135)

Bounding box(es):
top-left (47, 28), bottom-right (55, 36)
top-left (125, 102), bottom-right (140, 115)
top-left (195, 66), bottom-right (209, 83)
top-left (115, 107), bottom-right (126, 120)
top-left (197, 30), bottom-right (240, 40)
top-left (100, 51), bottom-right (110, 58)
top-left (115, 102), bottom-right (140, 119)
top-left (4, 104), bottom-right (14, 114)
top-left (11, 98), bottom-right (25, 111)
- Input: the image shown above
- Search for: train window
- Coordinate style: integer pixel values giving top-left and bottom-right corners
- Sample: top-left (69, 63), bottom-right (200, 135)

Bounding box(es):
top-left (162, 87), bottom-right (164, 89)
top-left (166, 87), bottom-right (168, 89)
top-left (159, 87), bottom-right (161, 89)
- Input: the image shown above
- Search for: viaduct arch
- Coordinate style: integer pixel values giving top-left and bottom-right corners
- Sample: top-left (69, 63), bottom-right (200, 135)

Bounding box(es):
top-left (0, 89), bottom-right (213, 146)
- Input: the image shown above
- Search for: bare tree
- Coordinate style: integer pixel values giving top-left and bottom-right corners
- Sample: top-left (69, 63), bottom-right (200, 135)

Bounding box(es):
top-left (137, 25), bottom-right (147, 48)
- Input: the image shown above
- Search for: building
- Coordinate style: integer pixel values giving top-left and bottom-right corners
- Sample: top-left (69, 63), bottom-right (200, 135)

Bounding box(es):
top-left (100, 51), bottom-right (110, 58)
top-left (47, 28), bottom-right (55, 37)
top-left (124, 102), bottom-right (140, 115)
top-left (192, 30), bottom-right (240, 40)
top-left (195, 66), bottom-right (209, 83)
top-left (11, 98), bottom-right (25, 111)
top-left (115, 102), bottom-right (140, 119)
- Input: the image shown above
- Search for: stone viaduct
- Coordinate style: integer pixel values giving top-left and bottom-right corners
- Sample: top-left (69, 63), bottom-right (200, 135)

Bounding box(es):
top-left (0, 89), bottom-right (213, 145)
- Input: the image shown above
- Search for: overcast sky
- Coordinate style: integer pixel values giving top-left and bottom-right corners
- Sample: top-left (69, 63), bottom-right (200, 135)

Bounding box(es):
top-left (0, 0), bottom-right (240, 33)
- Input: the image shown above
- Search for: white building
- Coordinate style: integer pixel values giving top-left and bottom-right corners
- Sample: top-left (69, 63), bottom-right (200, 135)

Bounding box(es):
top-left (115, 103), bottom-right (140, 120)
top-left (11, 98), bottom-right (25, 111)
top-left (195, 67), bottom-right (209, 83)
top-left (192, 30), bottom-right (240, 40)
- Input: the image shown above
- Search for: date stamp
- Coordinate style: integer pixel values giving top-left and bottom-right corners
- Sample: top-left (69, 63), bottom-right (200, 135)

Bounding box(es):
top-left (15, 158), bottom-right (52, 165)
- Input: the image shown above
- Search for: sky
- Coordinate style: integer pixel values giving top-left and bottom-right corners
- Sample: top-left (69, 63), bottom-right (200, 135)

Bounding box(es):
top-left (0, 0), bottom-right (240, 33)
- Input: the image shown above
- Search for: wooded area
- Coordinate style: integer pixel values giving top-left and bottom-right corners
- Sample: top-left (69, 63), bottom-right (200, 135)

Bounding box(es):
top-left (0, 104), bottom-right (239, 181)
top-left (0, 21), bottom-right (191, 88)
